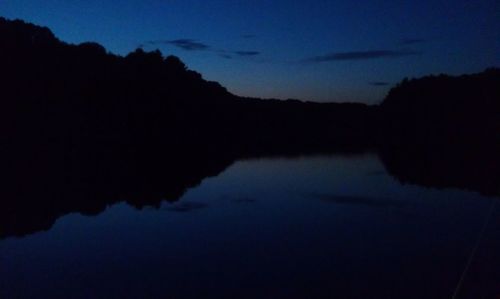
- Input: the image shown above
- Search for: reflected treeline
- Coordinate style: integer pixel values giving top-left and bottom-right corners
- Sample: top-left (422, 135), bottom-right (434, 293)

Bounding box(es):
top-left (2, 136), bottom-right (498, 239)
top-left (378, 143), bottom-right (500, 197)
top-left (0, 18), bottom-right (499, 238)
top-left (0, 138), bottom-right (369, 238)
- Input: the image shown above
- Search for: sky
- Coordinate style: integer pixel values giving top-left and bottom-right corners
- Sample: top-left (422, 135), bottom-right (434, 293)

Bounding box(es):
top-left (1, 0), bottom-right (498, 104)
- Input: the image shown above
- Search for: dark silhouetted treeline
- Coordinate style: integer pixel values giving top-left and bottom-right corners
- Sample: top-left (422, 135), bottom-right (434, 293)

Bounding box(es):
top-left (377, 68), bottom-right (500, 145)
top-left (0, 17), bottom-right (498, 238)
top-left (0, 17), bottom-right (372, 155)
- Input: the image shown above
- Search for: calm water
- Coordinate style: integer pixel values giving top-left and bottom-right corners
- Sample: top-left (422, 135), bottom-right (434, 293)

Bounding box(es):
top-left (1, 154), bottom-right (499, 298)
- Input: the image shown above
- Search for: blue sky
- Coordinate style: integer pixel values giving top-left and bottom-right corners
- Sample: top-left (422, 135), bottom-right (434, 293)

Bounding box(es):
top-left (1, 0), bottom-right (498, 103)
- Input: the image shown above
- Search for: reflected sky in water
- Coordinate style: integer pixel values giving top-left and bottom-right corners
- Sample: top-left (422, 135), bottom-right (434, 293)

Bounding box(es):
top-left (1, 154), bottom-right (499, 298)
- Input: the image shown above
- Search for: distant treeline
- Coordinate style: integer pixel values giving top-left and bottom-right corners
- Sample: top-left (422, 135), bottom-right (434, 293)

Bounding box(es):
top-left (378, 67), bottom-right (500, 145)
top-left (1, 17), bottom-right (498, 150)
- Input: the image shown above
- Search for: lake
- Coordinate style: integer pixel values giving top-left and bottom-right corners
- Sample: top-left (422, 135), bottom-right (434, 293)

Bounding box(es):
top-left (1, 153), bottom-right (499, 299)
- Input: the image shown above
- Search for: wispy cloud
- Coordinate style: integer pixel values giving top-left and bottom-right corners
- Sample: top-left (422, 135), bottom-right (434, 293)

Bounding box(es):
top-left (305, 49), bottom-right (422, 62)
top-left (234, 51), bottom-right (260, 56)
top-left (143, 38), bottom-right (261, 60)
top-left (369, 81), bottom-right (391, 86)
top-left (217, 50), bottom-right (260, 58)
top-left (147, 39), bottom-right (210, 51)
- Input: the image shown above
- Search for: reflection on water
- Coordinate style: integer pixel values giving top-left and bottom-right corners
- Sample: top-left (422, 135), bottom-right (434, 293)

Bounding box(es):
top-left (1, 154), bottom-right (499, 299)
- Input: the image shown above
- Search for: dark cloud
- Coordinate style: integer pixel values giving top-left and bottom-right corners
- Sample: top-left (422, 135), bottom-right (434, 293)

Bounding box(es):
top-left (147, 39), bottom-right (210, 51)
top-left (216, 50), bottom-right (260, 59)
top-left (369, 81), bottom-right (390, 86)
top-left (234, 51), bottom-right (260, 57)
top-left (241, 34), bottom-right (256, 39)
top-left (144, 39), bottom-right (261, 59)
top-left (305, 49), bottom-right (422, 62)
top-left (400, 38), bottom-right (426, 45)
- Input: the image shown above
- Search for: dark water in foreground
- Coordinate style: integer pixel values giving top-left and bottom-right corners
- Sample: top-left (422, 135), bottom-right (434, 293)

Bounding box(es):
top-left (1, 154), bottom-right (499, 299)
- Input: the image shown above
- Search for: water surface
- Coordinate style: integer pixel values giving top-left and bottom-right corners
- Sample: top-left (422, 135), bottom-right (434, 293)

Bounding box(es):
top-left (1, 154), bottom-right (499, 298)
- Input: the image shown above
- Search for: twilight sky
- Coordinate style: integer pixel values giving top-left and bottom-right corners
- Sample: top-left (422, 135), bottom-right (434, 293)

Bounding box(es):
top-left (1, 0), bottom-right (498, 103)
